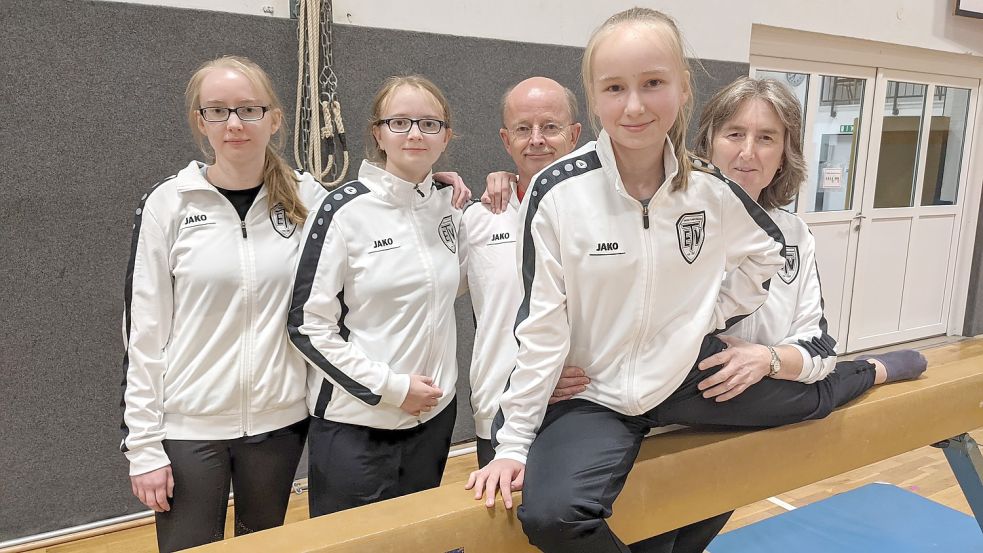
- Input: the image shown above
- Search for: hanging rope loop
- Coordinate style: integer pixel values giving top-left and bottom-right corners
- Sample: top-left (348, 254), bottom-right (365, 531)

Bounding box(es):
top-left (294, 0), bottom-right (348, 188)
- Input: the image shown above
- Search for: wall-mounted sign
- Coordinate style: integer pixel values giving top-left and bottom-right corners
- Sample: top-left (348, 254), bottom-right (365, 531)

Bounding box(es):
top-left (822, 167), bottom-right (844, 189)
top-left (840, 124), bottom-right (854, 133)
top-left (955, 0), bottom-right (983, 18)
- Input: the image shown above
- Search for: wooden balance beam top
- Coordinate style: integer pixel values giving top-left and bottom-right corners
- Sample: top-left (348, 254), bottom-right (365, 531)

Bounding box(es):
top-left (193, 342), bottom-right (983, 553)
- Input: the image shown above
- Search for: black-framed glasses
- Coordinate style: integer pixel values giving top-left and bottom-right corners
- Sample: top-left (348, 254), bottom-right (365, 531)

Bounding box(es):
top-left (376, 117), bottom-right (447, 134)
top-left (198, 106), bottom-right (269, 122)
top-left (507, 122), bottom-right (569, 140)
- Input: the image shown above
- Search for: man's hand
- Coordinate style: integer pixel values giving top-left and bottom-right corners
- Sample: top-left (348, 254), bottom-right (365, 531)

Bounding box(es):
top-left (480, 172), bottom-right (515, 214)
top-left (549, 366), bottom-right (590, 404)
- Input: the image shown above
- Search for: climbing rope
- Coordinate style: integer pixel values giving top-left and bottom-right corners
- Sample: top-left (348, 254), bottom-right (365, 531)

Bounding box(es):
top-left (294, 0), bottom-right (349, 188)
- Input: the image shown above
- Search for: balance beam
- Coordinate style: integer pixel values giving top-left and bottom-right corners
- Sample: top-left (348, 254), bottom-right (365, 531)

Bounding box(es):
top-left (193, 342), bottom-right (983, 553)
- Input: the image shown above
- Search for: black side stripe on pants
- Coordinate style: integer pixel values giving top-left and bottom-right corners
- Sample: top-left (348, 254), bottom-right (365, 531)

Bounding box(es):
top-left (119, 174), bottom-right (177, 453)
top-left (491, 151), bottom-right (604, 449)
top-left (690, 156), bottom-right (787, 333)
top-left (287, 181), bottom-right (383, 406)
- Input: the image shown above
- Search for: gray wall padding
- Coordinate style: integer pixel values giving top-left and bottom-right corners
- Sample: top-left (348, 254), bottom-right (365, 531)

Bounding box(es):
top-left (0, 0), bottom-right (748, 540)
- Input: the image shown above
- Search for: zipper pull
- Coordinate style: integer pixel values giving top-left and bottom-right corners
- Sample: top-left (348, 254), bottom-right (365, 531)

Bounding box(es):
top-left (414, 184), bottom-right (425, 198)
top-left (240, 220), bottom-right (247, 238)
top-left (642, 204), bottom-right (650, 229)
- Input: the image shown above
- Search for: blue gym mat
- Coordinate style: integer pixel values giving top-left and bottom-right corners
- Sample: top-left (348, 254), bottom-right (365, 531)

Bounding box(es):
top-left (707, 483), bottom-right (983, 552)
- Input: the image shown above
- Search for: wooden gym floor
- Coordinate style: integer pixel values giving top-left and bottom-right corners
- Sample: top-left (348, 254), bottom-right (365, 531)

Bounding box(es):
top-left (11, 337), bottom-right (982, 553)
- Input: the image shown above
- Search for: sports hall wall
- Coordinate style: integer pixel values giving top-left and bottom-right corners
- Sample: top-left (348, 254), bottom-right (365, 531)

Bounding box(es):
top-left (0, 0), bottom-right (750, 540)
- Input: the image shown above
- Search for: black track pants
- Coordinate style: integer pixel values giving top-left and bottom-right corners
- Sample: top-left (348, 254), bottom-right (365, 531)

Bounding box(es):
top-left (517, 336), bottom-right (876, 553)
top-left (476, 437), bottom-right (495, 468)
top-left (307, 397), bottom-right (456, 517)
top-left (154, 418), bottom-right (308, 553)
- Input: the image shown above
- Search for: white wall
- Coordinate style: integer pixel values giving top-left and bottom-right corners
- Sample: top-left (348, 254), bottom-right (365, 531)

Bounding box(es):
top-left (331, 0), bottom-right (983, 63)
top-left (100, 0), bottom-right (291, 17)
top-left (100, 0), bottom-right (983, 63)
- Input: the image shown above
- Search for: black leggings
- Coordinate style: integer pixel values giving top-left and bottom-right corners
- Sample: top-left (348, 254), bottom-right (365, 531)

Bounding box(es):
top-left (155, 418), bottom-right (308, 553)
top-left (515, 336), bottom-right (876, 553)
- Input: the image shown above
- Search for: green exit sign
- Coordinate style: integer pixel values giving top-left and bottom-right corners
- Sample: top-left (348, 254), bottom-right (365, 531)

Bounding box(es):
top-left (840, 124), bottom-right (854, 133)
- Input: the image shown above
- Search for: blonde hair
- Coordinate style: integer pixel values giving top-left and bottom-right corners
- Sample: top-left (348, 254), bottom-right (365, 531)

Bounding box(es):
top-left (186, 55), bottom-right (307, 225)
top-left (694, 77), bottom-right (806, 209)
top-left (581, 7), bottom-right (694, 191)
top-left (366, 75), bottom-right (453, 164)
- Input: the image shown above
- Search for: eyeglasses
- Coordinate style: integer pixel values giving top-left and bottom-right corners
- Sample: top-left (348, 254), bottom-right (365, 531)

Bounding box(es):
top-left (377, 117), bottom-right (447, 134)
top-left (198, 106), bottom-right (269, 122)
top-left (507, 122), bottom-right (569, 140)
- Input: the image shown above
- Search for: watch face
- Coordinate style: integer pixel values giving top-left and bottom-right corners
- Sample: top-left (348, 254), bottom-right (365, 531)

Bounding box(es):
top-left (786, 73), bottom-right (807, 87)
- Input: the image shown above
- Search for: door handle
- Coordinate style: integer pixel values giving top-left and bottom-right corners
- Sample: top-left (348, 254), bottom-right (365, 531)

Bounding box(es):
top-left (853, 213), bottom-right (866, 231)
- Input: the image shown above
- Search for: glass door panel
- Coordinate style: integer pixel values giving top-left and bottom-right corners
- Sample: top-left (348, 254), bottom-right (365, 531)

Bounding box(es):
top-left (806, 76), bottom-right (867, 213)
top-left (872, 81), bottom-right (927, 209)
top-left (920, 86), bottom-right (972, 206)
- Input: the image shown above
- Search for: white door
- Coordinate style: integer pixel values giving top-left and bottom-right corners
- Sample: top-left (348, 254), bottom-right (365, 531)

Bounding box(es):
top-left (752, 59), bottom-right (876, 350)
top-left (845, 71), bottom-right (978, 351)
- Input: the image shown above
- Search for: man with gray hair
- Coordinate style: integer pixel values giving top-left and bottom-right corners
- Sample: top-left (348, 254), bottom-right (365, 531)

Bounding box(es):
top-left (459, 77), bottom-right (585, 467)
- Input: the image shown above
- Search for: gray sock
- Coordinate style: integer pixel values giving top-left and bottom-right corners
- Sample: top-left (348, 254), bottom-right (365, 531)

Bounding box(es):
top-left (857, 350), bottom-right (927, 383)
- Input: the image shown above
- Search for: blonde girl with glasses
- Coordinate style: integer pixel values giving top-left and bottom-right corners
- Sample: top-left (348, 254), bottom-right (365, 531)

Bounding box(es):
top-left (289, 75), bottom-right (464, 517)
top-left (119, 56), bottom-right (331, 552)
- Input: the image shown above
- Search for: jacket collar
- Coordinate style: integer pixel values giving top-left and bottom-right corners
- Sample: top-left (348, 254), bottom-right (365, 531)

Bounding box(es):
top-left (595, 130), bottom-right (679, 199)
top-left (358, 160), bottom-right (435, 206)
top-left (175, 161), bottom-right (269, 204)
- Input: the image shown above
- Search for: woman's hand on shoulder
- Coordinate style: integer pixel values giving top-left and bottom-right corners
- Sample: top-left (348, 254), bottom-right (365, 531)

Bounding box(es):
top-left (465, 458), bottom-right (525, 509)
top-left (433, 171), bottom-right (472, 209)
top-left (696, 335), bottom-right (772, 402)
top-left (130, 465), bottom-right (174, 512)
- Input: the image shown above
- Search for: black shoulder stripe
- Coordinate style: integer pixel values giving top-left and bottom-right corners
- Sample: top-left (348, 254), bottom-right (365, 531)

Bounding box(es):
top-left (690, 155), bottom-right (786, 334)
top-left (287, 181), bottom-right (383, 406)
top-left (119, 174), bottom-right (177, 453)
top-left (689, 155), bottom-right (785, 248)
top-left (461, 199), bottom-right (482, 215)
top-left (515, 150), bottom-right (601, 334)
top-left (432, 178), bottom-right (454, 191)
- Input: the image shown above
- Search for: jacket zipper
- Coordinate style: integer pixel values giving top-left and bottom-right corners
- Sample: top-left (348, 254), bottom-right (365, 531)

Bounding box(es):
top-left (408, 194), bottom-right (436, 424)
top-left (627, 199), bottom-right (654, 413)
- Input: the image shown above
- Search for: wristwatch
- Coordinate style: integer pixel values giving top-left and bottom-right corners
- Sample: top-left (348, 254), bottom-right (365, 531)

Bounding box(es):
top-left (766, 345), bottom-right (781, 377)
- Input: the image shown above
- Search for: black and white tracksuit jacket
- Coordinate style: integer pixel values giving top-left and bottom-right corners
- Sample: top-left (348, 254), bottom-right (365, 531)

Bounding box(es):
top-left (494, 132), bottom-right (787, 464)
top-left (724, 207), bottom-right (837, 383)
top-left (289, 161), bottom-right (461, 429)
top-left (120, 161), bottom-right (327, 476)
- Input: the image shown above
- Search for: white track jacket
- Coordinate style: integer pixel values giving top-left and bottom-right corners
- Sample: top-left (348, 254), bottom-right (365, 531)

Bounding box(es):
top-left (120, 161), bottom-right (327, 476)
top-left (494, 132), bottom-right (787, 464)
top-left (289, 161), bottom-right (460, 429)
top-left (458, 187), bottom-right (523, 440)
top-left (725, 208), bottom-right (837, 383)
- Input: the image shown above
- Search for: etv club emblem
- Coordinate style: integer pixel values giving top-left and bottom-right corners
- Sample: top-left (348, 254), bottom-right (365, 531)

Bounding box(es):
top-left (779, 245), bottom-right (800, 284)
top-left (438, 215), bottom-right (457, 253)
top-left (676, 211), bottom-right (706, 264)
top-left (270, 203), bottom-right (296, 238)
